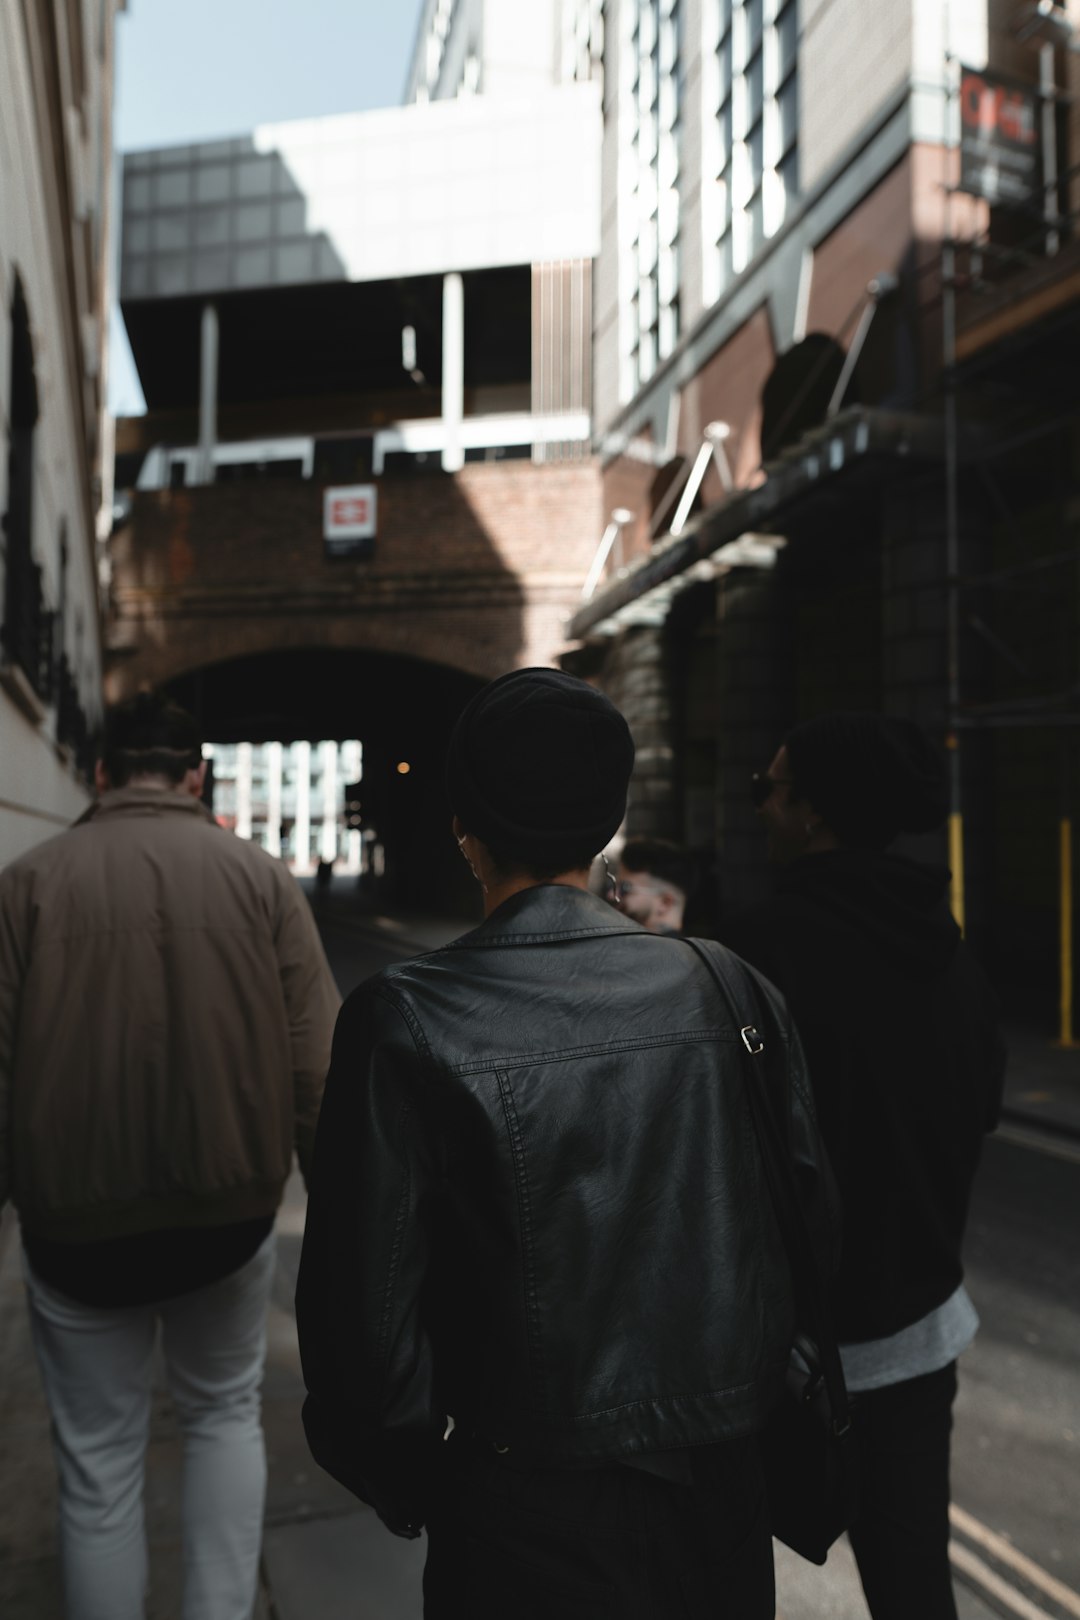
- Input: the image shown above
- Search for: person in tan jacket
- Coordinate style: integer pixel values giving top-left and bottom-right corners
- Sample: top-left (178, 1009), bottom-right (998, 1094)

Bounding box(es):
top-left (0, 691), bottom-right (340, 1620)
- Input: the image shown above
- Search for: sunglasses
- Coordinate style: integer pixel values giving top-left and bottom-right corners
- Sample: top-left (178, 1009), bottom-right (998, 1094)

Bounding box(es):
top-left (751, 771), bottom-right (795, 809)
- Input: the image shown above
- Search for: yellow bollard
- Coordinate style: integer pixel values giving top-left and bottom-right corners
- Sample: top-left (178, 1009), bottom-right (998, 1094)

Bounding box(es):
top-left (1059, 816), bottom-right (1076, 1050)
top-left (949, 812), bottom-right (965, 936)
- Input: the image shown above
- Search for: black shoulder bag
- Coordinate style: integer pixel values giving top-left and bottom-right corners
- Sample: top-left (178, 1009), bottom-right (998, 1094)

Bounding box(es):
top-left (683, 937), bottom-right (859, 1565)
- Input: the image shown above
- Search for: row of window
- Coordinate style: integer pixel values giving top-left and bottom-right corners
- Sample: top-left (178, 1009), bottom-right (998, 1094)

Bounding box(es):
top-left (561, 0), bottom-right (605, 87)
top-left (620, 0), bottom-right (800, 400)
top-left (703, 0), bottom-right (798, 306)
top-left (620, 0), bottom-right (686, 401)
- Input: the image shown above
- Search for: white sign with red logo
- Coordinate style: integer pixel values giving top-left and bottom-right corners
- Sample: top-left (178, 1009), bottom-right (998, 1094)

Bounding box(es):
top-left (324, 485), bottom-right (377, 542)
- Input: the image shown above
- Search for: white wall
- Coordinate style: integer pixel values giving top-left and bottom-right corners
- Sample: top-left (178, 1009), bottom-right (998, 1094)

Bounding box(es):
top-left (799, 0), bottom-right (914, 194)
top-left (482, 0), bottom-right (559, 97)
top-left (800, 0), bottom-right (989, 192)
top-left (0, 715), bottom-right (95, 866)
top-left (252, 86), bottom-right (602, 282)
top-left (0, 0), bottom-right (116, 863)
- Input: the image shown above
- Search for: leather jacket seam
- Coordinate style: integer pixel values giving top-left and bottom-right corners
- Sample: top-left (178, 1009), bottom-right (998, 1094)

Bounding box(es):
top-left (448, 1028), bottom-right (740, 1077)
top-left (517, 1369), bottom-right (778, 1422)
top-left (437, 925), bottom-right (647, 950)
top-left (363, 989), bottom-right (429, 1388)
top-left (374, 981), bottom-right (433, 1061)
top-left (494, 1066), bottom-right (546, 1409)
top-left (374, 1098), bottom-right (415, 1388)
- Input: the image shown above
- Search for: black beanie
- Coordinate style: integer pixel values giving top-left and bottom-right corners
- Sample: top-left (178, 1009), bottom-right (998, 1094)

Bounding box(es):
top-left (785, 711), bottom-right (948, 851)
top-left (446, 668), bottom-right (635, 864)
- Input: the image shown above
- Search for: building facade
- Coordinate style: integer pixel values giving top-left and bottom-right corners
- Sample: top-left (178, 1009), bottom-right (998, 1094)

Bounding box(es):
top-left (1, 0), bottom-right (122, 864)
top-left (567, 0), bottom-right (1080, 1014)
top-left (108, 12), bottom-right (605, 906)
top-left (205, 739), bottom-right (363, 875)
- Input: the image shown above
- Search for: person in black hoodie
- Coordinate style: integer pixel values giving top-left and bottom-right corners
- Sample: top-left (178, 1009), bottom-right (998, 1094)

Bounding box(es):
top-left (724, 711), bottom-right (1006, 1620)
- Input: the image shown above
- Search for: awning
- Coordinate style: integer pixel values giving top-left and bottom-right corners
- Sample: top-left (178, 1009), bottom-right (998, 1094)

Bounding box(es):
top-left (568, 407), bottom-right (950, 642)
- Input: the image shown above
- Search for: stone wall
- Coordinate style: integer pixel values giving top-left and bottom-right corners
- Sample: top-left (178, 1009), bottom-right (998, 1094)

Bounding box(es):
top-left (598, 624), bottom-right (679, 839)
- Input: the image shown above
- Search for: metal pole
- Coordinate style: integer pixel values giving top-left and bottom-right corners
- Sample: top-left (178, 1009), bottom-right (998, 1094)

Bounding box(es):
top-left (943, 51), bottom-right (965, 932)
top-left (1060, 737), bottom-right (1075, 1047)
top-left (442, 272), bottom-right (465, 473)
top-left (1040, 42), bottom-right (1060, 258)
top-left (197, 302), bottom-right (219, 487)
top-left (1060, 816), bottom-right (1075, 1047)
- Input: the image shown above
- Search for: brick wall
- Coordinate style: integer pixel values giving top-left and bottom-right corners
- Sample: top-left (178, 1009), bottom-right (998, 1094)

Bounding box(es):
top-left (106, 459), bottom-right (602, 698)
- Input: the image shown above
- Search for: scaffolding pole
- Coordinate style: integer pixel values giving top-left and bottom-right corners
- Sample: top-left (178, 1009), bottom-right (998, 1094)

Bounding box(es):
top-left (1060, 739), bottom-right (1076, 1048)
top-left (943, 50), bottom-right (965, 932)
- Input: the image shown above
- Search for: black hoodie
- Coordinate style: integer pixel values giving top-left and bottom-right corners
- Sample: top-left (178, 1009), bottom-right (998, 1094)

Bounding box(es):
top-left (724, 850), bottom-right (1006, 1343)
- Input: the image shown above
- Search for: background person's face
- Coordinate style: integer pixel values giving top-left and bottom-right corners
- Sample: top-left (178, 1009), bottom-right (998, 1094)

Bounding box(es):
top-left (614, 864), bottom-right (669, 929)
top-left (756, 745), bottom-right (811, 865)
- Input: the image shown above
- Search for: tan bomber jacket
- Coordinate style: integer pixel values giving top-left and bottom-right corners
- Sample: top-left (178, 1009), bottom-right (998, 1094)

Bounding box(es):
top-left (0, 788), bottom-right (341, 1242)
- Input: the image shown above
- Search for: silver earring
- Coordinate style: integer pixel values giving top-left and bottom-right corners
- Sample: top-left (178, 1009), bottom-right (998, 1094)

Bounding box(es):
top-left (456, 833), bottom-right (481, 884)
top-left (602, 853), bottom-right (620, 905)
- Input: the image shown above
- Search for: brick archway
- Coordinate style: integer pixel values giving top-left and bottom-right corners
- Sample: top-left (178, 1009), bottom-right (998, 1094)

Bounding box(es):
top-left (105, 461), bottom-right (601, 703)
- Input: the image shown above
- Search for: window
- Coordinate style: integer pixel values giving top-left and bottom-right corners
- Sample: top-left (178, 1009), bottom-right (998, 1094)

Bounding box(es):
top-left (560, 0), bottom-right (605, 85)
top-left (2, 279), bottom-right (54, 706)
top-left (702, 0), bottom-right (799, 307)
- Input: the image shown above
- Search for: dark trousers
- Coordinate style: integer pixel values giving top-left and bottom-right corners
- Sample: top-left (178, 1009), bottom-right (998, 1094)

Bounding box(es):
top-left (848, 1361), bottom-right (959, 1620)
top-left (423, 1437), bottom-right (774, 1619)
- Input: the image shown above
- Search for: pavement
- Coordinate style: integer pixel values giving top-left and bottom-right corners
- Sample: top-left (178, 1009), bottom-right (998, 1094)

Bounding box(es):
top-left (0, 1184), bottom-right (1005, 1619)
top-left (2, 891), bottom-right (1076, 1617)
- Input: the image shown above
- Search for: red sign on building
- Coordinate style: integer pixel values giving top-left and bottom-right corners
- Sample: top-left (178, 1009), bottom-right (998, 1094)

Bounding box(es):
top-left (958, 67), bottom-right (1040, 209)
top-left (323, 485), bottom-right (377, 558)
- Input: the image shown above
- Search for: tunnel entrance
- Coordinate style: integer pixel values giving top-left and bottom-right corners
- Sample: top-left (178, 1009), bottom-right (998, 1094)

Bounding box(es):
top-left (165, 646), bottom-right (484, 914)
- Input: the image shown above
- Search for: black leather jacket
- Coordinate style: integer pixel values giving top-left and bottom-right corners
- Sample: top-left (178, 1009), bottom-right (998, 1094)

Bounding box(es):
top-left (296, 885), bottom-right (838, 1535)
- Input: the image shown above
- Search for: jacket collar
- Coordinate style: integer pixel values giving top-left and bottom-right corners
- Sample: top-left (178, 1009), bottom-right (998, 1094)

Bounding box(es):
top-left (78, 787), bottom-right (216, 827)
top-left (446, 883), bottom-right (646, 950)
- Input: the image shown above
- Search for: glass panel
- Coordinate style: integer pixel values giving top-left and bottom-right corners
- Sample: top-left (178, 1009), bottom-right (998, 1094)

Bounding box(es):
top-left (777, 2), bottom-right (798, 83)
top-left (748, 185), bottom-right (765, 254)
top-left (153, 215), bottom-right (189, 252)
top-left (639, 275), bottom-right (658, 329)
top-left (778, 73), bottom-right (799, 156)
top-left (236, 157), bottom-right (274, 198)
top-left (718, 96), bottom-right (733, 168)
top-left (156, 169), bottom-right (191, 208)
top-left (717, 30), bottom-right (733, 101)
top-left (778, 145), bottom-right (799, 206)
top-left (745, 0), bottom-right (764, 55)
top-left (659, 14), bottom-right (678, 72)
top-left (153, 256), bottom-right (189, 296)
top-left (659, 300), bottom-right (679, 358)
top-left (746, 46), bottom-right (764, 128)
top-left (747, 117), bottom-right (765, 185)
top-left (276, 197), bottom-right (306, 236)
top-left (194, 207), bottom-right (229, 246)
top-left (195, 165), bottom-right (230, 204)
top-left (639, 327), bottom-right (657, 382)
top-left (235, 202), bottom-right (271, 242)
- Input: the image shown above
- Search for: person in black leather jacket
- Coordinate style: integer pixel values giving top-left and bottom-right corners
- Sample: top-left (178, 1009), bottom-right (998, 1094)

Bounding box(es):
top-left (296, 669), bottom-right (838, 1619)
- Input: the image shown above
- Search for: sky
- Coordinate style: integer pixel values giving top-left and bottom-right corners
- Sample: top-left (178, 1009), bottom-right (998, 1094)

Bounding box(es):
top-left (109, 0), bottom-right (425, 413)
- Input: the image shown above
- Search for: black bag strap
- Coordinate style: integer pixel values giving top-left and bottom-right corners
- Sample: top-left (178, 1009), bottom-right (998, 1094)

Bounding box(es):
top-left (682, 937), bottom-right (851, 1437)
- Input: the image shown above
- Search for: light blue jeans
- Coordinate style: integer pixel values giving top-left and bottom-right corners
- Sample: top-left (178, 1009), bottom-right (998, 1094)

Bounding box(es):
top-left (24, 1230), bottom-right (276, 1620)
